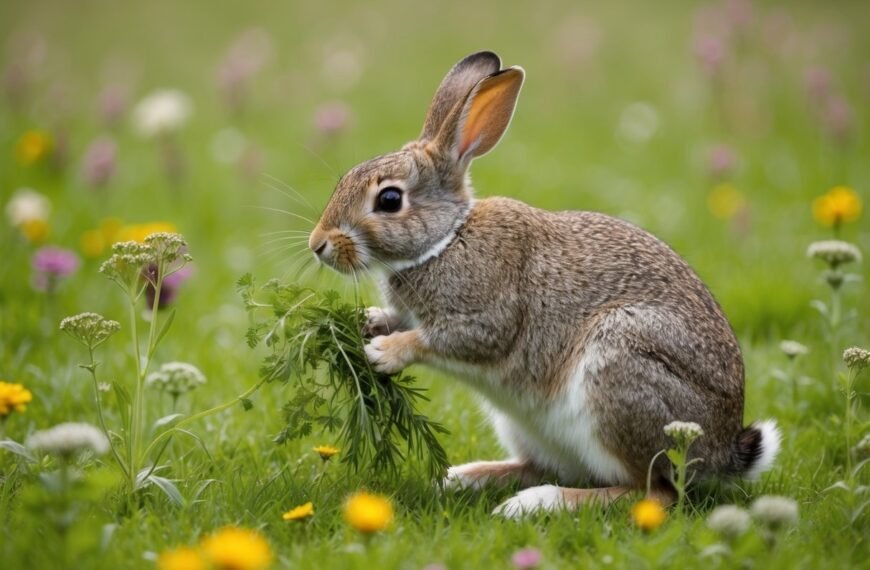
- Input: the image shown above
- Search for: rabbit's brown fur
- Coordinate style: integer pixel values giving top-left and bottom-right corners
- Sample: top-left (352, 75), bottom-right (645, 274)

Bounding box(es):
top-left (308, 51), bottom-right (780, 517)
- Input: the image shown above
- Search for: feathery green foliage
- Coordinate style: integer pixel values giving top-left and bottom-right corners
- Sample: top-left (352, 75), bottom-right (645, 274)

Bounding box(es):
top-left (238, 274), bottom-right (449, 480)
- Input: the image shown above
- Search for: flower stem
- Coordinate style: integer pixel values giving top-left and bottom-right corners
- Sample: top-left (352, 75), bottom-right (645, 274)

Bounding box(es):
top-left (86, 347), bottom-right (129, 479)
top-left (127, 295), bottom-right (142, 492)
top-left (844, 370), bottom-right (855, 481)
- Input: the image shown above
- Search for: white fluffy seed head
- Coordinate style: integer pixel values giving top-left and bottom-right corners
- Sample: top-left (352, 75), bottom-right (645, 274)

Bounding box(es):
top-left (132, 89), bottom-right (192, 138)
top-left (26, 422), bottom-right (109, 457)
top-left (146, 362), bottom-right (207, 396)
top-left (779, 340), bottom-right (809, 359)
top-left (750, 495), bottom-right (799, 529)
top-left (707, 505), bottom-right (751, 539)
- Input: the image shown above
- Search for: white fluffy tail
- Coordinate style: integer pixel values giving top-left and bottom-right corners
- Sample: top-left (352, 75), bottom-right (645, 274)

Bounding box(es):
top-left (739, 419), bottom-right (782, 480)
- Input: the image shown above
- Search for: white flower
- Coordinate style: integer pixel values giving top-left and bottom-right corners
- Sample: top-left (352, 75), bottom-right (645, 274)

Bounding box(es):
top-left (779, 340), bottom-right (809, 359)
top-left (806, 240), bottom-right (862, 267)
top-left (5, 188), bottom-right (51, 226)
top-left (131, 89), bottom-right (192, 138)
top-left (664, 421), bottom-right (705, 447)
top-left (843, 347), bottom-right (870, 373)
top-left (750, 495), bottom-right (799, 529)
top-left (27, 422), bottom-right (109, 457)
top-left (707, 505), bottom-right (751, 539)
top-left (146, 362), bottom-right (206, 397)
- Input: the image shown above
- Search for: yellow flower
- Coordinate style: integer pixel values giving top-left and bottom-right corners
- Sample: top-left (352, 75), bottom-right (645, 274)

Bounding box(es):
top-left (343, 491), bottom-right (394, 534)
top-left (200, 527), bottom-right (273, 570)
top-left (812, 186), bottom-right (862, 228)
top-left (157, 547), bottom-right (206, 570)
top-left (707, 183), bottom-right (746, 220)
top-left (313, 445), bottom-right (340, 460)
top-left (81, 217), bottom-right (126, 257)
top-left (631, 498), bottom-right (667, 532)
top-left (118, 221), bottom-right (177, 244)
top-left (15, 130), bottom-right (53, 165)
top-left (282, 501), bottom-right (314, 522)
top-left (19, 219), bottom-right (50, 244)
top-left (0, 381), bottom-right (33, 417)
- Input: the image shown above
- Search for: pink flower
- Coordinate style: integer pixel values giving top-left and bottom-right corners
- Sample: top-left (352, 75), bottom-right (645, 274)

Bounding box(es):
top-left (216, 28), bottom-right (273, 112)
top-left (511, 547), bottom-right (542, 569)
top-left (314, 101), bottom-right (352, 137)
top-left (693, 36), bottom-right (727, 76)
top-left (804, 66), bottom-right (833, 104)
top-left (98, 83), bottom-right (129, 126)
top-left (706, 144), bottom-right (739, 179)
top-left (823, 95), bottom-right (853, 144)
top-left (81, 136), bottom-right (117, 187)
top-left (32, 246), bottom-right (80, 292)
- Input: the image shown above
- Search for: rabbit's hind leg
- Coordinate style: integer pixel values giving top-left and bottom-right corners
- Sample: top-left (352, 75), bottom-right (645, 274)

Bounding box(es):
top-left (443, 460), bottom-right (543, 491)
top-left (492, 484), bottom-right (674, 518)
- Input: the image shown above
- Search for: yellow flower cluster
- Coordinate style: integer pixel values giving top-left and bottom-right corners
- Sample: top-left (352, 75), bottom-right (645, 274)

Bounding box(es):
top-left (15, 130), bottom-right (53, 166)
top-left (707, 183), bottom-right (746, 220)
top-left (343, 491), bottom-right (394, 534)
top-left (0, 381), bottom-right (33, 417)
top-left (159, 527), bottom-right (273, 570)
top-left (812, 186), bottom-right (862, 228)
top-left (630, 498), bottom-right (667, 532)
top-left (80, 218), bottom-right (176, 258)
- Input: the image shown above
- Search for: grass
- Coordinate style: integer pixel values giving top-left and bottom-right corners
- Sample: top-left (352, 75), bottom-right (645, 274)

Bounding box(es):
top-left (1, 0), bottom-right (868, 568)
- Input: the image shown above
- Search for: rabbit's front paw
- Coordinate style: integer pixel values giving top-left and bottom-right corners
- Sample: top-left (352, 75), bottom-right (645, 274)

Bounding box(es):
top-left (362, 307), bottom-right (393, 338)
top-left (364, 332), bottom-right (419, 374)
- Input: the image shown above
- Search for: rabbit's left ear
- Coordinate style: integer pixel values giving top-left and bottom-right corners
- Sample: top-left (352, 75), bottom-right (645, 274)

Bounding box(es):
top-left (437, 67), bottom-right (525, 165)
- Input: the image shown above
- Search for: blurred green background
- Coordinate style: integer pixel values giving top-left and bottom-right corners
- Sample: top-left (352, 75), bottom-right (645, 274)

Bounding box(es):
top-left (0, 1), bottom-right (868, 567)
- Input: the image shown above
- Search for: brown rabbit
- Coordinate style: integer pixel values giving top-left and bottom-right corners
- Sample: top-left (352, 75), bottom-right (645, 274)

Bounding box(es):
top-left (307, 51), bottom-right (780, 517)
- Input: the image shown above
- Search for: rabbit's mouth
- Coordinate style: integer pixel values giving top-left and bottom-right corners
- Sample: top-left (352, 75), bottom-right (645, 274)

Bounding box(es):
top-left (309, 225), bottom-right (369, 274)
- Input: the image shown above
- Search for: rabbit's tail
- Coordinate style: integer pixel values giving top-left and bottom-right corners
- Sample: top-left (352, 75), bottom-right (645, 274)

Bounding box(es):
top-left (730, 420), bottom-right (782, 480)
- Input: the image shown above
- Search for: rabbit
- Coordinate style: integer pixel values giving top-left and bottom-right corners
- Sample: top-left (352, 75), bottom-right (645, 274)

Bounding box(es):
top-left (307, 51), bottom-right (781, 517)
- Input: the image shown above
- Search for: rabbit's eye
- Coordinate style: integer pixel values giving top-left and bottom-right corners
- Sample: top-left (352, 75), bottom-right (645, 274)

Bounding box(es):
top-left (375, 187), bottom-right (403, 213)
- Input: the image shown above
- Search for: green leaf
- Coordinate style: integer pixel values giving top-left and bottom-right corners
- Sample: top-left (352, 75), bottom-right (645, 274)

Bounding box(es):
top-left (152, 308), bottom-right (177, 349)
top-left (241, 398), bottom-right (253, 411)
top-left (147, 474), bottom-right (184, 507)
top-left (153, 413), bottom-right (185, 430)
top-left (112, 381), bottom-right (132, 430)
top-left (0, 439), bottom-right (35, 462)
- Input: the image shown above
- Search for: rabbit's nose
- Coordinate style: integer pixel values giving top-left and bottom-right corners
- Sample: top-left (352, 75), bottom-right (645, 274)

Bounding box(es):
top-left (313, 241), bottom-right (327, 256)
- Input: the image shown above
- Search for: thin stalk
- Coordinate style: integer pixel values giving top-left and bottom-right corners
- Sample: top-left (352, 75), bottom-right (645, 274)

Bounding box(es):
top-left (127, 294), bottom-right (142, 492)
top-left (86, 347), bottom-right (129, 479)
top-left (140, 378), bottom-right (267, 461)
top-left (844, 370), bottom-right (855, 480)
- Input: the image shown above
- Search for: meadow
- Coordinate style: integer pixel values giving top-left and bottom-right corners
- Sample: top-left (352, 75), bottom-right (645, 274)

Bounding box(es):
top-left (1, 0), bottom-right (868, 568)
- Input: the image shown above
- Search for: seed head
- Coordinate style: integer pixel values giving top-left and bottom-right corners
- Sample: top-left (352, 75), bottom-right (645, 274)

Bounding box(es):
top-left (146, 362), bottom-right (207, 397)
top-left (843, 347), bottom-right (870, 374)
top-left (779, 340), bottom-right (809, 359)
top-left (26, 422), bottom-right (109, 457)
top-left (664, 421), bottom-right (705, 448)
top-left (707, 505), bottom-right (751, 539)
top-left (750, 495), bottom-right (799, 530)
top-left (60, 312), bottom-right (121, 349)
top-left (806, 240), bottom-right (862, 269)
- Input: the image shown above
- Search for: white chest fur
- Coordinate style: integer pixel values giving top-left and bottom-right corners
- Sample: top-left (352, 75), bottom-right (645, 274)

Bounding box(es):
top-left (433, 347), bottom-right (632, 486)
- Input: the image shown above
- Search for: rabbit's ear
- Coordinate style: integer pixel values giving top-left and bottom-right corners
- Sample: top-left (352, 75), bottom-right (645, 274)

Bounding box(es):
top-left (438, 67), bottom-right (525, 165)
top-left (420, 51), bottom-right (502, 142)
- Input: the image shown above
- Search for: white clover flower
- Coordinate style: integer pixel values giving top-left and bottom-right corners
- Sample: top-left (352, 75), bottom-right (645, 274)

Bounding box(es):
top-left (146, 362), bottom-right (206, 397)
top-left (750, 495), bottom-right (799, 530)
top-left (806, 240), bottom-right (862, 268)
top-left (60, 312), bottom-right (121, 349)
top-left (707, 505), bottom-right (751, 539)
top-left (5, 187), bottom-right (51, 225)
top-left (779, 340), bottom-right (809, 359)
top-left (843, 347), bottom-right (870, 373)
top-left (27, 422), bottom-right (109, 457)
top-left (664, 421), bottom-right (705, 448)
top-left (132, 89), bottom-right (192, 138)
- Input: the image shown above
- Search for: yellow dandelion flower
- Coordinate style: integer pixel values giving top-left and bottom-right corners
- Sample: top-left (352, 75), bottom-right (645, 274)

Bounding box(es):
top-left (0, 381), bottom-right (33, 417)
top-left (80, 229), bottom-right (106, 258)
top-left (19, 218), bottom-right (50, 244)
top-left (313, 445), bottom-right (340, 460)
top-left (707, 183), bottom-right (746, 220)
top-left (15, 130), bottom-right (53, 166)
top-left (157, 546), bottom-right (206, 570)
top-left (282, 501), bottom-right (314, 522)
top-left (100, 217), bottom-right (124, 242)
top-left (631, 498), bottom-right (667, 532)
top-left (200, 527), bottom-right (273, 570)
top-left (118, 221), bottom-right (177, 244)
top-left (343, 491), bottom-right (394, 534)
top-left (812, 186), bottom-right (862, 228)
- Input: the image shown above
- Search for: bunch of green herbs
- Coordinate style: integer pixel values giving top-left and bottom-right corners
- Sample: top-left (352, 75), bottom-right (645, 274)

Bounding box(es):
top-left (238, 274), bottom-right (449, 480)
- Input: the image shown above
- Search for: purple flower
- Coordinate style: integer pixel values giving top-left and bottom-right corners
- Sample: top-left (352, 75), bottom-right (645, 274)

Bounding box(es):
top-left (98, 83), bottom-right (129, 126)
top-left (823, 95), bottom-right (853, 144)
top-left (422, 565), bottom-right (447, 570)
top-left (216, 28), bottom-right (273, 112)
top-left (511, 547), bottom-right (542, 569)
top-left (32, 246), bottom-right (80, 292)
top-left (314, 101), bottom-right (352, 137)
top-left (693, 36), bottom-right (727, 76)
top-left (706, 144), bottom-right (739, 179)
top-left (804, 66), bottom-right (832, 104)
top-left (81, 136), bottom-right (117, 187)
top-left (144, 264), bottom-right (193, 310)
